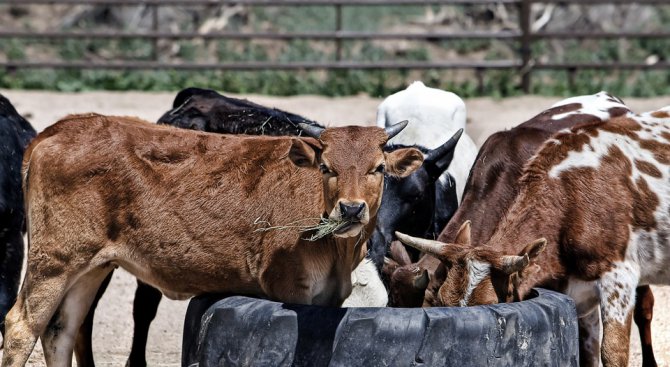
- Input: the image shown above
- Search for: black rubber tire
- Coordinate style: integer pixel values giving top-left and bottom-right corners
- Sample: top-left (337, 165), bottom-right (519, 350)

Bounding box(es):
top-left (182, 288), bottom-right (579, 367)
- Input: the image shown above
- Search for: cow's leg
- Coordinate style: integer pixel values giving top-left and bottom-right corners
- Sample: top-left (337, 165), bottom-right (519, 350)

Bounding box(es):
top-left (42, 266), bottom-right (113, 367)
top-left (634, 285), bottom-right (657, 367)
top-left (566, 278), bottom-right (601, 367)
top-left (0, 230), bottom-right (24, 339)
top-left (577, 308), bottom-right (602, 367)
top-left (1, 271), bottom-right (72, 366)
top-left (599, 263), bottom-right (637, 367)
top-left (73, 270), bottom-right (114, 367)
top-left (126, 280), bottom-right (163, 367)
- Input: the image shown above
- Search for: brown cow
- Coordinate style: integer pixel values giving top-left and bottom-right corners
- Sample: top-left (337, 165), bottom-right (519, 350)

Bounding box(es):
top-left (1, 114), bottom-right (423, 366)
top-left (386, 92), bottom-right (635, 305)
top-left (387, 92), bottom-right (659, 365)
top-left (397, 104), bottom-right (670, 366)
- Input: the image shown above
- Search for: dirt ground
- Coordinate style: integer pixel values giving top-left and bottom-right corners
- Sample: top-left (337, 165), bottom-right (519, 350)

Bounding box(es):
top-left (1, 89), bottom-right (669, 366)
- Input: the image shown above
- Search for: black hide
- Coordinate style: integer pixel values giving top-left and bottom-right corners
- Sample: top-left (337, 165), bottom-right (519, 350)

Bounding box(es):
top-left (0, 94), bottom-right (36, 337)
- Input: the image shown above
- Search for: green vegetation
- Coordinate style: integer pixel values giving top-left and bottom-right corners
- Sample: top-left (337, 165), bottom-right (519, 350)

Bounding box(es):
top-left (0, 4), bottom-right (669, 97)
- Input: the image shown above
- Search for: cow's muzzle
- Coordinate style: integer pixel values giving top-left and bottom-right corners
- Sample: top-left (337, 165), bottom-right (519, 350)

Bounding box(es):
top-left (340, 202), bottom-right (365, 220)
top-left (331, 200), bottom-right (369, 238)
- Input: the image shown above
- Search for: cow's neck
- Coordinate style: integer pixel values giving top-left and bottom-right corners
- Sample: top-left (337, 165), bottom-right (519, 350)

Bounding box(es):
top-left (485, 178), bottom-right (566, 297)
top-left (298, 219), bottom-right (372, 306)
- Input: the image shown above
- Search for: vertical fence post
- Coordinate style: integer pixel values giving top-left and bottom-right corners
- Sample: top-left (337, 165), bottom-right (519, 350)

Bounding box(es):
top-left (335, 4), bottom-right (343, 62)
top-left (567, 67), bottom-right (577, 92)
top-left (476, 67), bottom-right (485, 95)
top-left (519, 0), bottom-right (532, 93)
top-left (151, 4), bottom-right (159, 61)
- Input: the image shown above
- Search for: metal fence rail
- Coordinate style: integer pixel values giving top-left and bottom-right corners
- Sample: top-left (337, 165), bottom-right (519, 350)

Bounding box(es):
top-left (1, 0), bottom-right (668, 92)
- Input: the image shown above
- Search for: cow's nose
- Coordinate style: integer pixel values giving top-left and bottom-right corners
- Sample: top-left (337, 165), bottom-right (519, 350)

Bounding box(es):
top-left (339, 202), bottom-right (365, 220)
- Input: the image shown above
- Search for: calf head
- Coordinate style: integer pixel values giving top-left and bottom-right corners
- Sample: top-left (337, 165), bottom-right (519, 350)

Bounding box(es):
top-left (396, 222), bottom-right (546, 306)
top-left (368, 129), bottom-right (463, 267)
top-left (382, 241), bottom-right (429, 307)
top-left (295, 121), bottom-right (423, 238)
top-left (158, 87), bottom-right (221, 130)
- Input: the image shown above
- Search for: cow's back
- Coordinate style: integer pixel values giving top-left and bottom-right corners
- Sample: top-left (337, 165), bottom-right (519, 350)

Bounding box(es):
top-left (504, 109), bottom-right (670, 285)
top-left (439, 93), bottom-right (631, 244)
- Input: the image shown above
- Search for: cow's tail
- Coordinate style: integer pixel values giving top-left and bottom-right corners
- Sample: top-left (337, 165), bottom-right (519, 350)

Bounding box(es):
top-left (21, 130), bottom-right (50, 250)
top-left (22, 141), bottom-right (37, 252)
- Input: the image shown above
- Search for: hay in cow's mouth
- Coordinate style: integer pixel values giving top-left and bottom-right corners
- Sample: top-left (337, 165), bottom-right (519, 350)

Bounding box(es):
top-left (253, 216), bottom-right (352, 241)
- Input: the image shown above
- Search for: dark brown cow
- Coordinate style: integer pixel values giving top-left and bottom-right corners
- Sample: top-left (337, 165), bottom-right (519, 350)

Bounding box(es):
top-left (388, 92), bottom-right (658, 365)
top-left (1, 114), bottom-right (423, 366)
top-left (397, 103), bottom-right (670, 366)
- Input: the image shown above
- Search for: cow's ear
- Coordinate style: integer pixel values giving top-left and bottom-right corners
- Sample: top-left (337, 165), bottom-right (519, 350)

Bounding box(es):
top-left (495, 238), bottom-right (546, 275)
top-left (389, 241), bottom-right (412, 266)
top-left (453, 220), bottom-right (471, 246)
top-left (517, 238), bottom-right (546, 261)
top-left (289, 138), bottom-right (322, 168)
top-left (384, 147), bottom-right (424, 177)
top-left (382, 257), bottom-right (400, 280)
top-left (413, 269), bottom-right (429, 290)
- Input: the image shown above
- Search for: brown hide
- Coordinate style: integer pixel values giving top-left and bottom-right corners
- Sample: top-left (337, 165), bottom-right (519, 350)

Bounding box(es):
top-left (400, 110), bottom-right (665, 308)
top-left (2, 114), bottom-right (429, 366)
top-left (439, 101), bottom-right (630, 245)
top-left (20, 114), bottom-right (421, 306)
top-left (387, 100), bottom-right (630, 307)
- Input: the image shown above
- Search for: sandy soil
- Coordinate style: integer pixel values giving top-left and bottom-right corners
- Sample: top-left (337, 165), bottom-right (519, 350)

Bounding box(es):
top-left (1, 89), bottom-right (669, 366)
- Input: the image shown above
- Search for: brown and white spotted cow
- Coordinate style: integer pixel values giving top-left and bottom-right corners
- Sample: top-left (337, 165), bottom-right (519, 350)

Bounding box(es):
top-left (384, 92), bottom-right (638, 309)
top-left (1, 114), bottom-right (424, 366)
top-left (386, 93), bottom-right (658, 365)
top-left (397, 104), bottom-right (670, 367)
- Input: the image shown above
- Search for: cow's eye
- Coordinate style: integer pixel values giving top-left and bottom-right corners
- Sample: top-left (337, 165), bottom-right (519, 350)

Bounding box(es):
top-left (319, 163), bottom-right (332, 174)
top-left (371, 164), bottom-right (385, 174)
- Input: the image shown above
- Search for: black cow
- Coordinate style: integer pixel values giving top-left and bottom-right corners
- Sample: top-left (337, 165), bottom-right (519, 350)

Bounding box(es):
top-left (368, 136), bottom-right (461, 270)
top-left (157, 87), bottom-right (322, 135)
top-left (75, 88), bottom-right (461, 367)
top-left (0, 94), bottom-right (36, 338)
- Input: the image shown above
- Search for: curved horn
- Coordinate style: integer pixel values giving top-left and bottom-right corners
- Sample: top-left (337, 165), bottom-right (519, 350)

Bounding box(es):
top-left (425, 128), bottom-right (463, 164)
top-left (299, 123), bottom-right (325, 139)
top-left (384, 120), bottom-right (409, 140)
top-left (395, 231), bottom-right (446, 256)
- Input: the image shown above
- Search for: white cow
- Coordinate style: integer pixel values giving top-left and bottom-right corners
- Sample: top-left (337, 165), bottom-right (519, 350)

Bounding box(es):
top-left (376, 81), bottom-right (478, 203)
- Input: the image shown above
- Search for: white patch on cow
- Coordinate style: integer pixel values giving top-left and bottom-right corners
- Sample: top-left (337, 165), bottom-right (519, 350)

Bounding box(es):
top-left (598, 261), bottom-right (639, 324)
top-left (460, 259), bottom-right (490, 307)
top-left (548, 107), bottom-right (670, 287)
top-left (548, 133), bottom-right (612, 178)
top-left (550, 91), bottom-right (627, 121)
top-left (342, 259), bottom-right (388, 307)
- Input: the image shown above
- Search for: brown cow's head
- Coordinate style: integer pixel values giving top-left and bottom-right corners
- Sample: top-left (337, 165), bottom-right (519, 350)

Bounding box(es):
top-left (289, 122), bottom-right (423, 238)
top-left (382, 241), bottom-right (429, 307)
top-left (395, 222), bottom-right (546, 306)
